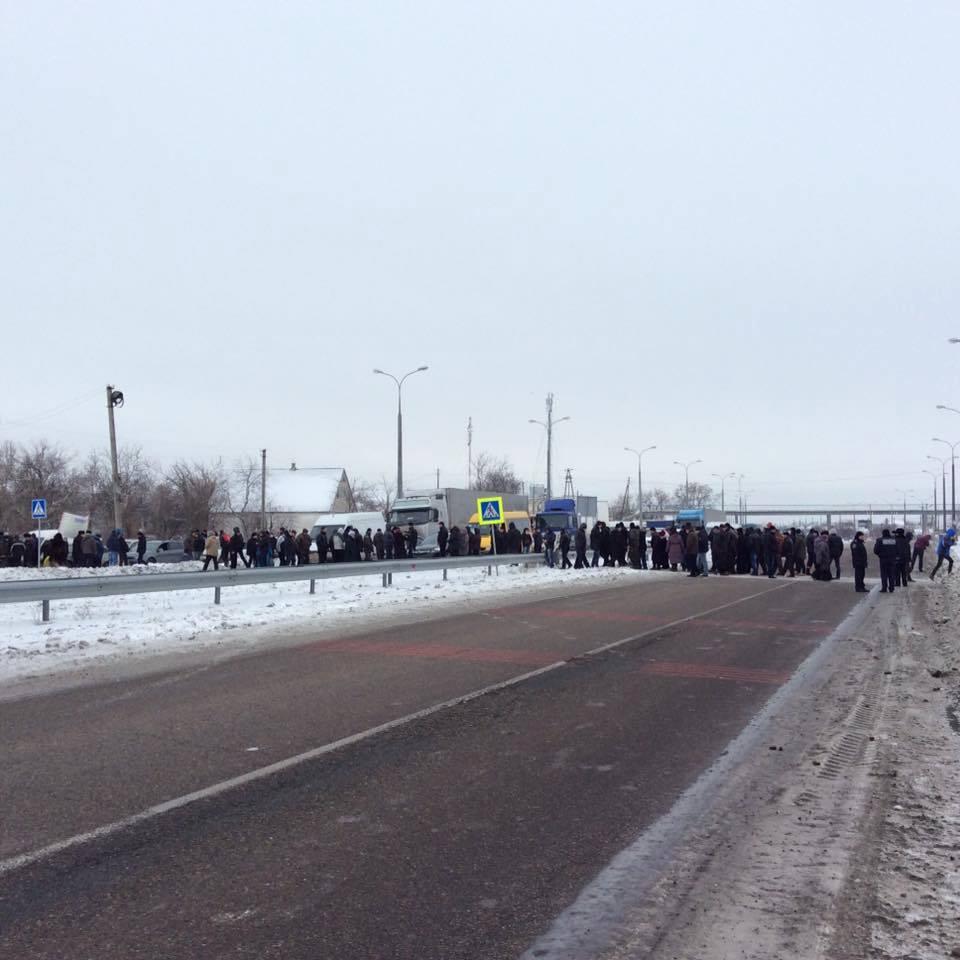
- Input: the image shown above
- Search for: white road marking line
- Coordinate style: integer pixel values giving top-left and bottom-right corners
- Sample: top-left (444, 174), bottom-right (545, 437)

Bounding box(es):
top-left (0, 580), bottom-right (795, 877)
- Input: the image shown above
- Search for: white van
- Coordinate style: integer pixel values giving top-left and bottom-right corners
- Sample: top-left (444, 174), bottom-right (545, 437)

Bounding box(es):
top-left (308, 512), bottom-right (384, 543)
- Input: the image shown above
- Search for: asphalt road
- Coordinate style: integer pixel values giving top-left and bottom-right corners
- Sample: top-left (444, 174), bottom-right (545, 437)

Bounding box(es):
top-left (0, 571), bottom-right (866, 959)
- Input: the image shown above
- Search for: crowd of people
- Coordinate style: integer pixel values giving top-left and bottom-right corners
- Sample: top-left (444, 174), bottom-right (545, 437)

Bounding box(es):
top-left (0, 521), bottom-right (955, 594)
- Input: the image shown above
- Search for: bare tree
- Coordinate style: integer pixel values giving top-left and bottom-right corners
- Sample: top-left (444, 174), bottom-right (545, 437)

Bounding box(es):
top-left (352, 475), bottom-right (395, 516)
top-left (5, 441), bottom-right (80, 531)
top-left (673, 481), bottom-right (715, 510)
top-left (641, 487), bottom-right (671, 516)
top-left (164, 460), bottom-right (227, 533)
top-left (472, 452), bottom-right (523, 494)
top-left (220, 456), bottom-right (263, 535)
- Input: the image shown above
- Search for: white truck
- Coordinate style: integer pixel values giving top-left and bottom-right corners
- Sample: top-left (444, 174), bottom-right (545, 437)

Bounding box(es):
top-left (387, 487), bottom-right (529, 556)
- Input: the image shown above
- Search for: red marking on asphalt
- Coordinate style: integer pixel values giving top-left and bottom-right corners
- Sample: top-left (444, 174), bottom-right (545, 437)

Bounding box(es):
top-left (317, 638), bottom-right (558, 666)
top-left (313, 639), bottom-right (794, 684)
top-left (521, 609), bottom-right (828, 634)
top-left (637, 660), bottom-right (791, 685)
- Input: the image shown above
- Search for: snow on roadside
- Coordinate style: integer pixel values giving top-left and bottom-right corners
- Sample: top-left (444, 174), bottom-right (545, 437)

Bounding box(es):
top-left (0, 562), bottom-right (645, 685)
top-left (871, 572), bottom-right (960, 960)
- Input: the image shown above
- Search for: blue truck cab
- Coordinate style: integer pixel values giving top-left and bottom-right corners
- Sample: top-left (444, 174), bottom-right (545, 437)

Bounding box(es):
top-left (535, 498), bottom-right (579, 538)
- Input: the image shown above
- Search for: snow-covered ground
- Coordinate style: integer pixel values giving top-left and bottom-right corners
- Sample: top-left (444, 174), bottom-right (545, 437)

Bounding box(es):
top-left (0, 562), bottom-right (645, 687)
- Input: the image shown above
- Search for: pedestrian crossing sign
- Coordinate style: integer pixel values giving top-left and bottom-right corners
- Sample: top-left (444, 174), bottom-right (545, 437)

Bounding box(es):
top-left (31, 498), bottom-right (47, 520)
top-left (476, 496), bottom-right (504, 525)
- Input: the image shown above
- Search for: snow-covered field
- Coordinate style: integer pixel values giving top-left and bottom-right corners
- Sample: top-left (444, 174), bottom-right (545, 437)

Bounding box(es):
top-left (0, 562), bottom-right (644, 686)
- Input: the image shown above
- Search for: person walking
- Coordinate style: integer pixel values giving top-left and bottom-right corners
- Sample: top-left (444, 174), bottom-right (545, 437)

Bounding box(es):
top-left (929, 528), bottom-right (956, 580)
top-left (874, 529), bottom-right (898, 593)
top-left (558, 528), bottom-right (572, 568)
top-left (851, 531), bottom-right (869, 591)
top-left (201, 530), bottom-right (220, 571)
top-left (575, 523), bottom-right (588, 568)
top-left (544, 528), bottom-right (556, 568)
top-left (697, 525), bottom-right (710, 577)
top-left (911, 532), bottom-right (931, 573)
top-left (828, 530), bottom-right (844, 579)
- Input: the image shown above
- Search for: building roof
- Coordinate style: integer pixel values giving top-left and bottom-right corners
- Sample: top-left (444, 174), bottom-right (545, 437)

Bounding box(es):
top-left (266, 467), bottom-right (347, 513)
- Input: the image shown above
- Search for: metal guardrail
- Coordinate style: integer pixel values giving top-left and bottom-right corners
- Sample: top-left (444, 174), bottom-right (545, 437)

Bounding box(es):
top-left (0, 554), bottom-right (547, 622)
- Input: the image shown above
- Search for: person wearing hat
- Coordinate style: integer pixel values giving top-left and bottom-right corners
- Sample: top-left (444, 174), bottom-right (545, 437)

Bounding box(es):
top-left (873, 529), bottom-right (898, 593)
top-left (851, 531), bottom-right (869, 592)
top-left (930, 528), bottom-right (956, 580)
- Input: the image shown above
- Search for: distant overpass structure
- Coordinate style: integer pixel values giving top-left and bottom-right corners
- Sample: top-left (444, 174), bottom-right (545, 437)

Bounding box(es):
top-left (645, 504), bottom-right (946, 528)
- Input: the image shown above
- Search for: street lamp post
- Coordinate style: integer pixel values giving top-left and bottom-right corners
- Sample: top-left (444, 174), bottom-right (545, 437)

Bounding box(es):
top-left (529, 393), bottom-right (570, 501)
top-left (922, 469), bottom-right (938, 531)
top-left (927, 454), bottom-right (949, 531)
top-left (932, 436), bottom-right (960, 525)
top-left (373, 366), bottom-right (428, 498)
top-left (711, 472), bottom-right (736, 514)
top-left (625, 445), bottom-right (656, 522)
top-left (673, 458), bottom-right (703, 508)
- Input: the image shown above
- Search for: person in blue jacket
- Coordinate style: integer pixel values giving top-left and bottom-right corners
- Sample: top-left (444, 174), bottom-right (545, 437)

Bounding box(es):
top-left (929, 528), bottom-right (956, 580)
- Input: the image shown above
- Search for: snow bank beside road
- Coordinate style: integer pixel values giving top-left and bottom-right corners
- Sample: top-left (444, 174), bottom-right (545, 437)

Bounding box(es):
top-left (0, 562), bottom-right (641, 686)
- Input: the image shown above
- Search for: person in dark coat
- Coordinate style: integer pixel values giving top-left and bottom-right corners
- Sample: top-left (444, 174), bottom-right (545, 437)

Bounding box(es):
top-left (392, 526), bottom-right (406, 559)
top-left (315, 529), bottom-right (328, 563)
top-left (362, 529), bottom-right (374, 561)
top-left (373, 528), bottom-right (385, 560)
top-left (558, 528), bottom-right (572, 568)
top-left (136, 530), bottom-right (147, 564)
top-left (762, 524), bottom-right (779, 579)
top-left (589, 523), bottom-right (601, 567)
top-left (805, 528), bottom-right (818, 575)
top-left (627, 523), bottom-right (640, 569)
top-left (506, 522), bottom-right (522, 554)
top-left (828, 530), bottom-right (844, 579)
top-left (405, 523), bottom-right (418, 557)
top-left (894, 529), bottom-right (911, 587)
top-left (533, 528), bottom-right (543, 553)
top-left (575, 523), bottom-right (588, 568)
top-left (544, 528), bottom-right (556, 567)
top-left (383, 527), bottom-right (394, 560)
top-left (638, 526), bottom-right (648, 569)
top-left (873, 529), bottom-right (898, 593)
top-left (448, 525), bottom-right (463, 557)
top-left (521, 527), bottom-right (532, 553)
top-left (851, 531), bottom-right (868, 592)
top-left (437, 522), bottom-right (449, 558)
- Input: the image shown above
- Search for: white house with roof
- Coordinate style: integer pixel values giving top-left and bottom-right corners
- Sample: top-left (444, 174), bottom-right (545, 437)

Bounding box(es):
top-left (215, 465), bottom-right (356, 534)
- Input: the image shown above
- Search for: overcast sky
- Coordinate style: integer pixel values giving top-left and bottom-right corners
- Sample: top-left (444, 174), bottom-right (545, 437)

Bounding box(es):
top-left (2, 1), bottom-right (958, 509)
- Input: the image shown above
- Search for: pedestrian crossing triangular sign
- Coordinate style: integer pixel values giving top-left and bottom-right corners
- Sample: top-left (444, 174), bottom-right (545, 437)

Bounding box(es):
top-left (482, 501), bottom-right (500, 521)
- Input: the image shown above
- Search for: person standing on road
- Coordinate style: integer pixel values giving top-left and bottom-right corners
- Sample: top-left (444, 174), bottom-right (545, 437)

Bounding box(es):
top-left (851, 531), bottom-right (869, 592)
top-left (685, 525), bottom-right (700, 577)
top-left (813, 531), bottom-right (832, 581)
top-left (201, 530), bottom-right (220, 571)
top-left (762, 524), bottom-right (779, 579)
top-left (373, 528), bottom-right (385, 560)
top-left (667, 527), bottom-right (684, 572)
top-left (929, 528), bottom-right (956, 580)
top-left (437, 522), bottom-right (448, 558)
top-left (697, 525), bottom-right (710, 577)
top-left (828, 529), bottom-right (844, 579)
top-left (406, 523), bottom-right (418, 557)
top-left (575, 523), bottom-right (588, 568)
top-left (894, 529), bottom-right (911, 588)
top-left (873, 529), bottom-right (898, 592)
top-left (136, 530), bottom-right (147, 564)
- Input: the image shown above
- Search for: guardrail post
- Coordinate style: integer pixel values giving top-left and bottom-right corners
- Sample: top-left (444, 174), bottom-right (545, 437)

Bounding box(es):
top-left (214, 586), bottom-right (221, 605)
top-left (41, 599), bottom-right (50, 623)
top-left (487, 564), bottom-right (492, 576)
top-left (443, 567), bottom-right (448, 581)
top-left (388, 572), bottom-right (393, 586)
top-left (310, 579), bottom-right (316, 595)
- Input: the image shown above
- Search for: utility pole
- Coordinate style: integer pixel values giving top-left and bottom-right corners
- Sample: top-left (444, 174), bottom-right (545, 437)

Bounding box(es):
top-left (625, 446), bottom-right (656, 524)
top-left (260, 448), bottom-right (267, 531)
top-left (105, 385), bottom-right (124, 532)
top-left (529, 393), bottom-right (570, 502)
top-left (467, 416), bottom-right (473, 488)
top-left (436, 467), bottom-right (440, 489)
top-left (932, 439), bottom-right (959, 526)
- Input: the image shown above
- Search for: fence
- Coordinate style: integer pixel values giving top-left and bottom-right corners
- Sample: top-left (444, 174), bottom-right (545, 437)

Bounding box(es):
top-left (0, 554), bottom-right (547, 622)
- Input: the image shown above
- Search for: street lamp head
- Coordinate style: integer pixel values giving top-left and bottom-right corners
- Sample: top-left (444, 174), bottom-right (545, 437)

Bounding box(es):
top-left (417, 365), bottom-right (429, 372)
top-left (373, 368), bottom-right (384, 375)
top-left (949, 338), bottom-right (960, 344)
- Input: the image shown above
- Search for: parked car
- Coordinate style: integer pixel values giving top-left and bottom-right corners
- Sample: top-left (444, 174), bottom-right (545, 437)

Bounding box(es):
top-left (143, 539), bottom-right (188, 564)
